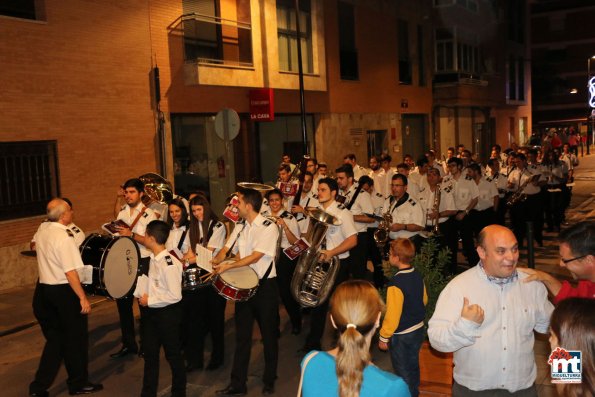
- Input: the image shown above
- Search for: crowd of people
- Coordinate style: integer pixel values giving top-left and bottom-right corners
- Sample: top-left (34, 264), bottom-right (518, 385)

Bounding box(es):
top-left (27, 141), bottom-right (594, 397)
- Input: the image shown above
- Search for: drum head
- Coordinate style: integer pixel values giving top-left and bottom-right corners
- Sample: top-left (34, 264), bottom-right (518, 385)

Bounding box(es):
top-left (103, 237), bottom-right (139, 298)
top-left (219, 263), bottom-right (259, 289)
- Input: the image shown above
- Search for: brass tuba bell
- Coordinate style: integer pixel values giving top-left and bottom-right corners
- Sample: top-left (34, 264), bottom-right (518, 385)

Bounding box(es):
top-left (139, 173), bottom-right (174, 204)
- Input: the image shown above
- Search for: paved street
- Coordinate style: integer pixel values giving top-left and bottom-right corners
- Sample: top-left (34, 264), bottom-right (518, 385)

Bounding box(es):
top-left (1, 152), bottom-right (594, 397)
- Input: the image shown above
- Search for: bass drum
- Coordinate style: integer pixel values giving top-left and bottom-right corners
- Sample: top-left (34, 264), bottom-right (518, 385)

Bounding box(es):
top-left (211, 260), bottom-right (259, 302)
top-left (79, 233), bottom-right (140, 299)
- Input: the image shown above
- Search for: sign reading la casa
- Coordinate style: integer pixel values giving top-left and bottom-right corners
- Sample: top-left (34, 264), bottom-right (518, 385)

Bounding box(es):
top-left (249, 88), bottom-right (275, 121)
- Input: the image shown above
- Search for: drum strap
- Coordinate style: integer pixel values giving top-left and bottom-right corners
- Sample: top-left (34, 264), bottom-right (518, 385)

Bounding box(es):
top-left (225, 223), bottom-right (246, 258)
top-left (177, 229), bottom-right (188, 251)
top-left (129, 206), bottom-right (147, 231)
top-left (261, 260), bottom-right (274, 281)
top-left (346, 184), bottom-right (363, 210)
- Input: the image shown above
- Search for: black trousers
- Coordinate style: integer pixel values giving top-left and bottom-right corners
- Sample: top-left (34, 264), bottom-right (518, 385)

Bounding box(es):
top-left (510, 194), bottom-right (543, 248)
top-left (141, 302), bottom-right (186, 397)
top-left (545, 189), bottom-right (563, 230)
top-left (230, 278), bottom-right (279, 388)
top-left (346, 232), bottom-right (369, 280)
top-left (469, 208), bottom-right (496, 237)
top-left (182, 286), bottom-right (226, 367)
top-left (366, 228), bottom-right (386, 288)
top-left (116, 256), bottom-right (150, 350)
top-left (304, 257), bottom-right (350, 350)
top-left (276, 254), bottom-right (302, 329)
top-left (444, 214), bottom-right (478, 273)
top-left (29, 283), bottom-right (89, 394)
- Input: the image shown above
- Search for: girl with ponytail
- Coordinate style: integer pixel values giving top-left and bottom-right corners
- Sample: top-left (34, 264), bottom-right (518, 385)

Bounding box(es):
top-left (299, 280), bottom-right (410, 397)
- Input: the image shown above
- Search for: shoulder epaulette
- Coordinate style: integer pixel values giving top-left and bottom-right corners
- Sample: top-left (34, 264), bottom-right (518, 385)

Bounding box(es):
top-left (71, 226), bottom-right (81, 233)
top-left (280, 211), bottom-right (292, 219)
top-left (443, 184), bottom-right (453, 193)
top-left (465, 175), bottom-right (473, 180)
top-left (263, 219), bottom-right (272, 226)
top-left (375, 192), bottom-right (383, 198)
top-left (262, 199), bottom-right (269, 206)
top-left (165, 255), bottom-right (174, 266)
top-left (408, 198), bottom-right (416, 206)
top-left (120, 205), bottom-right (126, 211)
top-left (214, 222), bottom-right (223, 229)
top-left (66, 229), bottom-right (74, 238)
top-left (337, 203), bottom-right (346, 210)
top-left (143, 212), bottom-right (149, 218)
top-left (312, 194), bottom-right (318, 200)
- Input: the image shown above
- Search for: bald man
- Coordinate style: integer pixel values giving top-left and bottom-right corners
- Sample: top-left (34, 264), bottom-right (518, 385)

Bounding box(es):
top-left (29, 199), bottom-right (102, 396)
top-left (428, 225), bottom-right (553, 397)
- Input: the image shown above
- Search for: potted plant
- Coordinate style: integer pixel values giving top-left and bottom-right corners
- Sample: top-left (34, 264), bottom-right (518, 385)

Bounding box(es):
top-left (381, 237), bottom-right (454, 393)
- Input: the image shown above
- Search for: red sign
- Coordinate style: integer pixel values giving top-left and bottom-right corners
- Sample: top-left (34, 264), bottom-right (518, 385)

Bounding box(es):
top-left (249, 89), bottom-right (274, 121)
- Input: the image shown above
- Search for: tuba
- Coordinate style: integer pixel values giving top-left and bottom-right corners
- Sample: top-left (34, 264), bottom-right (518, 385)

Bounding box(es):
top-left (139, 173), bottom-right (174, 204)
top-left (290, 208), bottom-right (341, 308)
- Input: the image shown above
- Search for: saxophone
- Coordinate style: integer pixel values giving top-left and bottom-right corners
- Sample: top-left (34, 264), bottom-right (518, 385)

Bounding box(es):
top-left (506, 171), bottom-right (534, 207)
top-left (421, 184), bottom-right (441, 238)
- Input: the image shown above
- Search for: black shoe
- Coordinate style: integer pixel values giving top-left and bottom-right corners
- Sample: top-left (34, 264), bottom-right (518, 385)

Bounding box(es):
top-left (110, 346), bottom-right (137, 359)
top-left (215, 385), bottom-right (247, 396)
top-left (206, 360), bottom-right (222, 371)
top-left (291, 325), bottom-right (302, 335)
top-left (262, 383), bottom-right (275, 395)
top-left (69, 383), bottom-right (103, 395)
top-left (186, 363), bottom-right (203, 372)
top-left (29, 392), bottom-right (48, 397)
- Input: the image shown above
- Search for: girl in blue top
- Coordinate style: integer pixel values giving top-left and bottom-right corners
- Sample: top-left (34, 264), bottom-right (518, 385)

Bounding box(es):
top-left (299, 280), bottom-right (410, 397)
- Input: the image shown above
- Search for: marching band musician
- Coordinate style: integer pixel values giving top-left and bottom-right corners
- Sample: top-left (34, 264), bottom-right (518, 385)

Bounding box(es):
top-left (336, 164), bottom-right (375, 280)
top-left (408, 157), bottom-right (430, 193)
top-left (380, 154), bottom-right (398, 197)
top-left (542, 150), bottom-right (568, 233)
top-left (343, 153), bottom-right (368, 181)
top-left (291, 171), bottom-right (319, 234)
top-left (305, 158), bottom-right (320, 194)
top-left (212, 188), bottom-right (280, 396)
top-left (184, 195), bottom-right (227, 372)
top-left (395, 162), bottom-right (421, 199)
top-left (416, 168), bottom-right (457, 238)
top-left (359, 175), bottom-right (389, 288)
top-left (302, 177), bottom-right (357, 353)
top-left (276, 163), bottom-right (299, 208)
top-left (443, 158), bottom-right (479, 273)
top-left (426, 150), bottom-right (445, 177)
top-left (265, 188), bottom-right (303, 335)
top-left (368, 155), bottom-right (388, 198)
top-left (527, 149), bottom-right (547, 246)
top-left (381, 174), bottom-right (424, 248)
top-left (29, 198), bottom-right (103, 397)
top-left (165, 199), bottom-right (191, 259)
top-left (507, 153), bottom-right (545, 250)
top-left (467, 163), bottom-right (499, 237)
top-left (133, 220), bottom-right (185, 397)
top-left (112, 178), bottom-right (158, 359)
top-left (486, 158), bottom-right (509, 226)
top-left (30, 198), bottom-right (85, 250)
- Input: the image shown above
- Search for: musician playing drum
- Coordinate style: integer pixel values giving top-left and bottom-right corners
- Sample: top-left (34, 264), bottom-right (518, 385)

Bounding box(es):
top-left (212, 187), bottom-right (280, 396)
top-left (183, 195), bottom-right (227, 372)
top-left (111, 178), bottom-right (157, 359)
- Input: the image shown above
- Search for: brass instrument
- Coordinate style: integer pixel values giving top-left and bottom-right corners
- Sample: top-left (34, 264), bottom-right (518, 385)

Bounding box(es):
top-left (237, 182), bottom-right (275, 192)
top-left (506, 173), bottom-right (536, 207)
top-left (373, 212), bottom-right (392, 252)
top-left (139, 173), bottom-right (174, 204)
top-left (422, 184), bottom-right (441, 238)
top-left (290, 208), bottom-right (341, 308)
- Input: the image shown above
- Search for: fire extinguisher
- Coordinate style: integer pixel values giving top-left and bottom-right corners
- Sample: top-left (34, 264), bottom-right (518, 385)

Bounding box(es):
top-left (217, 156), bottom-right (226, 178)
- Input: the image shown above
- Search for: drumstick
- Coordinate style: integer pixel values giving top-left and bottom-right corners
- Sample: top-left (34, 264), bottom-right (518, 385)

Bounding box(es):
top-left (200, 272), bottom-right (215, 282)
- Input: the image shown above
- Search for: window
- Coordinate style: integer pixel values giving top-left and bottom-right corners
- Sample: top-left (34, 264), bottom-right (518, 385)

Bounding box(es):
top-left (182, 0), bottom-right (253, 67)
top-left (0, 0), bottom-right (38, 20)
top-left (417, 25), bottom-right (425, 86)
top-left (435, 28), bottom-right (481, 78)
top-left (338, 1), bottom-right (358, 80)
top-left (277, 0), bottom-right (313, 73)
top-left (0, 141), bottom-right (60, 221)
top-left (435, 28), bottom-right (455, 72)
top-left (507, 0), bottom-right (525, 43)
top-left (398, 20), bottom-right (411, 85)
top-left (507, 57), bottom-right (525, 102)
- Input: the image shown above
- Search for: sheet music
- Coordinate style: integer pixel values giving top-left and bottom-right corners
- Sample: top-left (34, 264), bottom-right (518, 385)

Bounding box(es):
top-left (195, 244), bottom-right (214, 273)
top-left (133, 275), bottom-right (149, 298)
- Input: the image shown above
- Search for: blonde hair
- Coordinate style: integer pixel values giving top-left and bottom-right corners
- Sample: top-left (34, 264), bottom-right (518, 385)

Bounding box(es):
top-left (329, 280), bottom-right (385, 397)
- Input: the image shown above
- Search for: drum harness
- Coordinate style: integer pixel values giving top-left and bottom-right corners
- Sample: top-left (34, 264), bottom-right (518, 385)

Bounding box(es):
top-left (225, 221), bottom-right (274, 283)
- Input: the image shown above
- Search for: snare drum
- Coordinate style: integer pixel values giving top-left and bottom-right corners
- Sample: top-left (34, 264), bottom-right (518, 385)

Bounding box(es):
top-left (79, 233), bottom-right (140, 299)
top-left (212, 260), bottom-right (259, 302)
top-left (182, 266), bottom-right (210, 291)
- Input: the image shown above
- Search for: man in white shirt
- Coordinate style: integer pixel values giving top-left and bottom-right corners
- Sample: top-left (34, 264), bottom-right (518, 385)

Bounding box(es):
top-left (428, 225), bottom-right (553, 397)
top-left (112, 178), bottom-right (158, 359)
top-left (426, 150), bottom-right (445, 177)
top-left (368, 155), bottom-right (388, 197)
top-left (343, 153), bottom-right (368, 181)
top-left (408, 157), bottom-right (430, 193)
top-left (303, 177), bottom-right (357, 352)
top-left (467, 163), bottom-right (499, 237)
top-left (290, 171), bottom-right (319, 234)
top-left (486, 158), bottom-right (509, 226)
top-left (381, 174), bottom-right (424, 247)
top-left (396, 162), bottom-right (421, 199)
top-left (336, 164), bottom-right (375, 280)
top-left (416, 168), bottom-right (457, 237)
top-left (443, 158), bottom-right (479, 273)
top-left (29, 198), bottom-right (103, 397)
top-left (212, 188), bottom-right (280, 396)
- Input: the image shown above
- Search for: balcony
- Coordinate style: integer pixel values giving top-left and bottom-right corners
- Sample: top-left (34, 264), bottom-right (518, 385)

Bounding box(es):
top-left (181, 13), bottom-right (253, 68)
top-left (433, 72), bottom-right (487, 86)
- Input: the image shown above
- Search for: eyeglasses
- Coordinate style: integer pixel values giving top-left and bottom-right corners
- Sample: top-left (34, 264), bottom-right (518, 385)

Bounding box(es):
top-left (560, 254), bottom-right (589, 265)
top-left (391, 184), bottom-right (405, 187)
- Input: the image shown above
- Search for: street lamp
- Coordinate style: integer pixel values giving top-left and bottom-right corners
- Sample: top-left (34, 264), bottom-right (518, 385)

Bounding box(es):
top-left (587, 55), bottom-right (595, 155)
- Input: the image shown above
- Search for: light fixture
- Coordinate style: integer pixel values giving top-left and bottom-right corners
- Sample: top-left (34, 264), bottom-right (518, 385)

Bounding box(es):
top-left (570, 88), bottom-right (578, 94)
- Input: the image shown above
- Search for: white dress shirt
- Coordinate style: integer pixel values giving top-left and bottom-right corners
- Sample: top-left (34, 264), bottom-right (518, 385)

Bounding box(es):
top-left (428, 265), bottom-right (553, 393)
top-left (341, 184), bottom-right (375, 233)
top-left (443, 175), bottom-right (479, 211)
top-left (117, 204), bottom-right (157, 258)
top-left (475, 177), bottom-right (498, 211)
top-left (165, 224), bottom-right (190, 255)
top-left (34, 222), bottom-right (85, 285)
top-left (381, 194), bottom-right (424, 239)
top-left (134, 249), bottom-right (182, 308)
top-left (318, 201), bottom-right (357, 260)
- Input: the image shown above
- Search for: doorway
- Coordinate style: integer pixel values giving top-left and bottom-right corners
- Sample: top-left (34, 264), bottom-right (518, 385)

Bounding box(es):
top-left (401, 114), bottom-right (428, 161)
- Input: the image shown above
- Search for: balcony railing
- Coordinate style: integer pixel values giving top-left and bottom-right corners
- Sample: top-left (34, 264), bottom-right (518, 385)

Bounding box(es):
top-left (434, 72), bottom-right (487, 86)
top-left (181, 13), bottom-right (253, 68)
